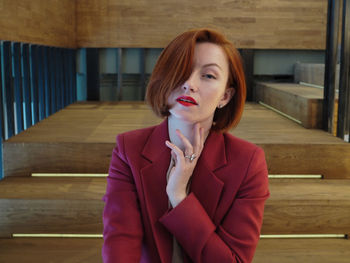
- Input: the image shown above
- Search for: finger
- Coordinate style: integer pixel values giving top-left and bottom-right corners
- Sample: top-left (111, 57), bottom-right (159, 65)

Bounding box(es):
top-left (193, 123), bottom-right (201, 153)
top-left (175, 129), bottom-right (193, 156)
top-left (171, 151), bottom-right (177, 166)
top-left (200, 127), bottom-right (205, 149)
top-left (165, 140), bottom-right (185, 161)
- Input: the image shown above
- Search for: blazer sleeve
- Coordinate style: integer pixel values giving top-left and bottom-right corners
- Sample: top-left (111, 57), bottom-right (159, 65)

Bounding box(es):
top-left (102, 134), bottom-right (143, 263)
top-left (159, 147), bottom-right (270, 263)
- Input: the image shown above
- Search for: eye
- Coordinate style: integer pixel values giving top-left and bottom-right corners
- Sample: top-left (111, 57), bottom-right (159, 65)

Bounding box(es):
top-left (202, 74), bottom-right (216, 80)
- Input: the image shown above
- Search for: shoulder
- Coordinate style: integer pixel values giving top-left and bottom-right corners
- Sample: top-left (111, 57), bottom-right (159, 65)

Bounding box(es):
top-left (116, 124), bottom-right (158, 149)
top-left (222, 132), bottom-right (264, 159)
top-left (222, 133), bottom-right (269, 198)
top-left (221, 132), bottom-right (267, 182)
top-left (111, 124), bottom-right (160, 165)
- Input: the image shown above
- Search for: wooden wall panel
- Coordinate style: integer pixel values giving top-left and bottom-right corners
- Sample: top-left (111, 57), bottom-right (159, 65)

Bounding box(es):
top-left (0, 0), bottom-right (75, 48)
top-left (76, 0), bottom-right (328, 49)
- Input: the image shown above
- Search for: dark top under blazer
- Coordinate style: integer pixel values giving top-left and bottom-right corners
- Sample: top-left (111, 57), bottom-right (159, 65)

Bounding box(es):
top-left (102, 119), bottom-right (270, 263)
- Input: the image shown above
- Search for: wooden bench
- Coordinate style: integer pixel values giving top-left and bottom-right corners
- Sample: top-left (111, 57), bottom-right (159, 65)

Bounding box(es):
top-left (254, 238), bottom-right (350, 263)
top-left (0, 238), bottom-right (103, 263)
top-left (0, 235), bottom-right (349, 263)
top-left (1, 177), bottom-right (349, 237)
top-left (4, 102), bottom-right (350, 179)
top-left (254, 82), bottom-right (338, 130)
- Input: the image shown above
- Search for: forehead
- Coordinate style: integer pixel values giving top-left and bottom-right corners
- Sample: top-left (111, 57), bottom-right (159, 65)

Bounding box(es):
top-left (193, 42), bottom-right (228, 70)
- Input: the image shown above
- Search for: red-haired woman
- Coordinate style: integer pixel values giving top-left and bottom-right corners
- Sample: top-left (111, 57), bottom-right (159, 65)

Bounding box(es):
top-left (103, 28), bottom-right (270, 263)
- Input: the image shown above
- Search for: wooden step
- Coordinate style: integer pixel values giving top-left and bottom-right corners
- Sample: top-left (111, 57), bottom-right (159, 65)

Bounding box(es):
top-left (293, 62), bottom-right (329, 87)
top-left (0, 238), bottom-right (103, 263)
top-left (3, 102), bottom-right (349, 179)
top-left (293, 62), bottom-right (341, 89)
top-left (1, 177), bottom-right (349, 237)
top-left (263, 179), bottom-right (350, 235)
top-left (0, 237), bottom-right (349, 263)
top-left (253, 238), bottom-right (350, 263)
top-left (0, 177), bottom-right (104, 237)
top-left (254, 81), bottom-right (338, 129)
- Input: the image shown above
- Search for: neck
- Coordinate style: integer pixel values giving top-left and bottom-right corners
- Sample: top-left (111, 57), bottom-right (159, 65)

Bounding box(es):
top-left (168, 116), bottom-right (212, 152)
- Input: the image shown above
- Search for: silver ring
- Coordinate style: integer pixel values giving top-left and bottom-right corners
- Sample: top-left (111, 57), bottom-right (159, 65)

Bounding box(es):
top-left (185, 153), bottom-right (196, 162)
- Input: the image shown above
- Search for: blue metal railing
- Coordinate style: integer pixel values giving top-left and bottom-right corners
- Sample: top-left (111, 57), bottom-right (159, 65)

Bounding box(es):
top-left (0, 41), bottom-right (77, 179)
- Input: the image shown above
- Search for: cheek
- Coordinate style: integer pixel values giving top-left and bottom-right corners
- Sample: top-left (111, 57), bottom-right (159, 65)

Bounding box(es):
top-left (167, 92), bottom-right (178, 108)
top-left (205, 88), bottom-right (225, 104)
top-left (167, 91), bottom-right (176, 102)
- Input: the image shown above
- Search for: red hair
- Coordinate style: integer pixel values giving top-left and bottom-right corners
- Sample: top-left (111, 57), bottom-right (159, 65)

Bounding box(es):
top-left (146, 28), bottom-right (246, 132)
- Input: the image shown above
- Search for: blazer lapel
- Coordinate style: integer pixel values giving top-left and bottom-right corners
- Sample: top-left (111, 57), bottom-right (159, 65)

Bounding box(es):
top-left (190, 131), bottom-right (226, 221)
top-left (140, 119), bottom-right (173, 263)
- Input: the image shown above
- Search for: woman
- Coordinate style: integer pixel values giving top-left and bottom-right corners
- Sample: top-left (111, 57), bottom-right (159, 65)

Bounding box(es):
top-left (103, 28), bottom-right (270, 263)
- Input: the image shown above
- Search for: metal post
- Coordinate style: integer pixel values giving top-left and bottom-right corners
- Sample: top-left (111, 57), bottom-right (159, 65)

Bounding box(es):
top-left (240, 49), bottom-right (254, 101)
top-left (49, 47), bottom-right (56, 114)
top-left (21, 44), bottom-right (32, 129)
top-left (43, 47), bottom-right (50, 117)
top-left (139, 48), bottom-right (146, 100)
top-left (37, 46), bottom-right (45, 120)
top-left (12, 42), bottom-right (23, 134)
top-left (86, 48), bottom-right (99, 101)
top-left (55, 48), bottom-right (61, 111)
top-left (2, 41), bottom-right (14, 138)
top-left (337, 0), bottom-right (350, 142)
top-left (63, 49), bottom-right (69, 107)
top-left (73, 49), bottom-right (77, 102)
top-left (117, 48), bottom-right (123, 101)
top-left (0, 43), bottom-right (4, 179)
top-left (70, 49), bottom-right (77, 102)
top-left (323, 0), bottom-right (341, 133)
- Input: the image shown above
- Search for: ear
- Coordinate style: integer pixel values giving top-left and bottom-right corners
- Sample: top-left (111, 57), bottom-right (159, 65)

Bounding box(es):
top-left (219, 86), bottom-right (235, 107)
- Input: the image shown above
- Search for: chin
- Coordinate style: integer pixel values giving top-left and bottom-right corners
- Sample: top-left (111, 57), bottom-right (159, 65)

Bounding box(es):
top-left (169, 110), bottom-right (196, 123)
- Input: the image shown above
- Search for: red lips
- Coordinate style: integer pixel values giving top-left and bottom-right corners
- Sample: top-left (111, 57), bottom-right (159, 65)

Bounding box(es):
top-left (176, 96), bottom-right (198, 107)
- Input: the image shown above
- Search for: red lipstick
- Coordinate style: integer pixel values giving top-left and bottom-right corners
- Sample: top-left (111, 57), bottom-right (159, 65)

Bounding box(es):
top-left (176, 96), bottom-right (198, 107)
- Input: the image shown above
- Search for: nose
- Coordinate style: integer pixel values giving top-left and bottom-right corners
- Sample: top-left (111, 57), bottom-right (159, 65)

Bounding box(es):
top-left (182, 74), bottom-right (198, 92)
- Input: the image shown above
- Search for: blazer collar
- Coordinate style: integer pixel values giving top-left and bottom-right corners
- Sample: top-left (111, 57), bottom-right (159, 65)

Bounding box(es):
top-left (141, 119), bottom-right (170, 163)
top-left (141, 118), bottom-right (227, 171)
top-left (199, 128), bottom-right (227, 171)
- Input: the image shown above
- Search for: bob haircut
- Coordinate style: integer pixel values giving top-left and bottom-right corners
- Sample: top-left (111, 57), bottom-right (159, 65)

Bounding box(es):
top-left (146, 28), bottom-right (246, 132)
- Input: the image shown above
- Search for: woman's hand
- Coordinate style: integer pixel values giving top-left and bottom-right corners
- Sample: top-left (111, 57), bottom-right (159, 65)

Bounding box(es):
top-left (165, 123), bottom-right (205, 207)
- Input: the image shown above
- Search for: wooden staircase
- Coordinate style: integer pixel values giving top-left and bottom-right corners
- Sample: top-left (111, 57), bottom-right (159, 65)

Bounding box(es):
top-left (254, 81), bottom-right (338, 131)
top-left (254, 62), bottom-right (339, 132)
top-left (0, 101), bottom-right (349, 262)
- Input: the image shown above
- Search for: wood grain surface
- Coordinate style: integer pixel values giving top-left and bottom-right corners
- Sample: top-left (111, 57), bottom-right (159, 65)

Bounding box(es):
top-left (262, 179), bottom-right (350, 235)
top-left (5, 102), bottom-right (344, 144)
top-left (3, 142), bottom-right (114, 177)
top-left (0, 177), bottom-right (350, 236)
top-left (255, 82), bottom-right (339, 129)
top-left (0, 199), bottom-right (103, 237)
top-left (1, 0), bottom-right (327, 49)
top-left (3, 102), bottom-right (349, 178)
top-left (76, 0), bottom-right (328, 49)
top-left (0, 0), bottom-right (75, 48)
top-left (253, 238), bottom-right (350, 263)
top-left (0, 238), bottom-right (103, 263)
top-left (0, 237), bottom-right (349, 263)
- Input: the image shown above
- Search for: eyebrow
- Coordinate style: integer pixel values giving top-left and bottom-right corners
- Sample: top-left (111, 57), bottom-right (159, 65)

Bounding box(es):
top-left (202, 63), bottom-right (223, 71)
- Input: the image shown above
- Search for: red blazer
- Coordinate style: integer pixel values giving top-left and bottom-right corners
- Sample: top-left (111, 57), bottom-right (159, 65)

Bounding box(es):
top-left (103, 119), bottom-right (270, 263)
